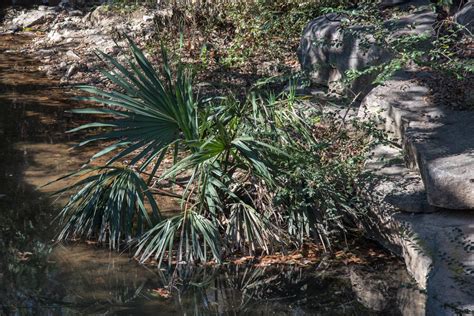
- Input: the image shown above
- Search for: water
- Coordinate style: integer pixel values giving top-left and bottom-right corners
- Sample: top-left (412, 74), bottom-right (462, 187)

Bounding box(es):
top-left (0, 33), bottom-right (426, 315)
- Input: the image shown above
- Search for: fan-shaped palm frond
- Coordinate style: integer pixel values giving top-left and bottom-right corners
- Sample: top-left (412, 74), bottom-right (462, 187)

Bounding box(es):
top-left (135, 210), bottom-right (221, 266)
top-left (70, 39), bottom-right (198, 181)
top-left (226, 203), bottom-right (281, 255)
top-left (55, 167), bottom-right (160, 249)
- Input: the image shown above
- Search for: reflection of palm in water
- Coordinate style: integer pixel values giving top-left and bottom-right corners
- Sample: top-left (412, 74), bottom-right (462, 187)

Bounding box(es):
top-left (1, 243), bottom-right (422, 315)
top-left (127, 264), bottom-right (418, 315)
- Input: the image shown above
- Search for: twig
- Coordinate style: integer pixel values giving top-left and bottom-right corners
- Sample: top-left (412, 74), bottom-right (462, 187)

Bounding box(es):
top-left (337, 91), bottom-right (361, 134)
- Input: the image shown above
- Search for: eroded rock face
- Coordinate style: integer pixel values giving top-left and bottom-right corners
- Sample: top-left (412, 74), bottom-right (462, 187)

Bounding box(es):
top-left (297, 13), bottom-right (388, 95)
top-left (365, 143), bottom-right (474, 314)
top-left (297, 2), bottom-right (435, 95)
top-left (359, 73), bottom-right (474, 210)
top-left (350, 266), bottom-right (427, 313)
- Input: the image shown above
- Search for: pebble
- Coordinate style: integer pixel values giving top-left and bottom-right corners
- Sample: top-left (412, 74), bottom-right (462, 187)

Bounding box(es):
top-left (66, 64), bottom-right (78, 78)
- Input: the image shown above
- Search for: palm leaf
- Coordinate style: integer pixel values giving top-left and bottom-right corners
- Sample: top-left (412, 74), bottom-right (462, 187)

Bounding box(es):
top-left (135, 211), bottom-right (221, 266)
top-left (69, 40), bottom-right (198, 172)
top-left (56, 167), bottom-right (160, 249)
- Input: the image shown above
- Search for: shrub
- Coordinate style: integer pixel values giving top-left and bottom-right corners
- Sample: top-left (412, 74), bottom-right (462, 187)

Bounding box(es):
top-left (56, 39), bottom-right (375, 266)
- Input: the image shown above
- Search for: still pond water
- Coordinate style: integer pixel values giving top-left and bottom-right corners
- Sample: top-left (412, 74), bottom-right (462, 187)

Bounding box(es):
top-left (0, 34), bottom-right (426, 315)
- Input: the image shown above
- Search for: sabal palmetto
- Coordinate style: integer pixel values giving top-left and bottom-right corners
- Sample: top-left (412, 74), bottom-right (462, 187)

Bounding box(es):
top-left (70, 40), bottom-right (197, 178)
top-left (59, 38), bottom-right (285, 264)
top-left (53, 166), bottom-right (160, 250)
top-left (58, 38), bottom-right (370, 266)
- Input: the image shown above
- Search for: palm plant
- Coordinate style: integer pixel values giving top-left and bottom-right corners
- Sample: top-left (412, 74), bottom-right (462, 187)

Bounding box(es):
top-left (71, 40), bottom-right (197, 179)
top-left (58, 38), bottom-right (371, 266)
top-left (54, 167), bottom-right (159, 249)
top-left (59, 38), bottom-right (285, 264)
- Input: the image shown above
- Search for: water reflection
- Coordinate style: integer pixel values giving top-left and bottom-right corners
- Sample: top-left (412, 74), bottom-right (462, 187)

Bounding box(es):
top-left (7, 244), bottom-right (424, 315)
top-left (0, 33), bottom-right (93, 315)
top-left (0, 33), bottom-right (425, 315)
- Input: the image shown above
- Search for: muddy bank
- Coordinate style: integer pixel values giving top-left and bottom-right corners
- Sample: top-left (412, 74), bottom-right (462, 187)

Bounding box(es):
top-left (1, 3), bottom-right (157, 87)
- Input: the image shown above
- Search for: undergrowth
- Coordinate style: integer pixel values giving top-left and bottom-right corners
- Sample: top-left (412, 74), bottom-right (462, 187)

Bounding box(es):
top-left (107, 0), bottom-right (354, 96)
top-left (53, 0), bottom-right (474, 268)
top-left (53, 37), bottom-right (379, 267)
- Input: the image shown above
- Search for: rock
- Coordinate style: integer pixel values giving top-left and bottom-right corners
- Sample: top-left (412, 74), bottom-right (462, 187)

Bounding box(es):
top-left (365, 144), bottom-right (438, 213)
top-left (350, 265), bottom-right (427, 313)
top-left (359, 72), bottom-right (474, 209)
top-left (68, 10), bottom-right (83, 17)
top-left (47, 30), bottom-right (64, 43)
top-left (12, 9), bottom-right (55, 28)
top-left (350, 269), bottom-right (389, 311)
top-left (361, 70), bottom-right (474, 311)
top-left (65, 49), bottom-right (80, 61)
top-left (7, 24), bottom-right (22, 33)
top-left (454, 2), bottom-right (474, 35)
top-left (365, 144), bottom-right (474, 314)
top-left (87, 5), bottom-right (112, 26)
top-left (297, 5), bottom-right (435, 95)
top-left (368, 205), bottom-right (474, 314)
top-left (82, 11), bottom-right (92, 23)
top-left (142, 15), bottom-right (154, 23)
top-left (396, 287), bottom-right (427, 316)
top-left (66, 63), bottom-right (78, 78)
top-left (3, 2), bottom-right (153, 86)
top-left (365, 144), bottom-right (434, 288)
top-left (45, 65), bottom-right (57, 77)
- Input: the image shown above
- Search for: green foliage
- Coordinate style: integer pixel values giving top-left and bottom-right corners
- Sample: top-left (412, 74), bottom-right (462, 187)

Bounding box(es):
top-left (58, 39), bottom-right (375, 266)
top-left (152, 0), bottom-right (351, 70)
top-left (326, 1), bottom-right (473, 89)
top-left (257, 96), bottom-right (372, 250)
top-left (54, 167), bottom-right (159, 249)
top-left (104, 0), bottom-right (155, 13)
top-left (72, 38), bottom-right (197, 178)
top-left (136, 210), bottom-right (222, 266)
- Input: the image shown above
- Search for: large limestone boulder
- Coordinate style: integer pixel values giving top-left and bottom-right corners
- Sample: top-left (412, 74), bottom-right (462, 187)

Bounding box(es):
top-left (359, 72), bottom-right (474, 210)
top-left (297, 12), bottom-right (386, 95)
top-left (297, 2), bottom-right (435, 95)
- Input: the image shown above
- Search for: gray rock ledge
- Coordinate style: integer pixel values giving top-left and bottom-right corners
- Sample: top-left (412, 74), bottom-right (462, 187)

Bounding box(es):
top-left (359, 73), bottom-right (474, 210)
top-left (365, 144), bottom-right (474, 315)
